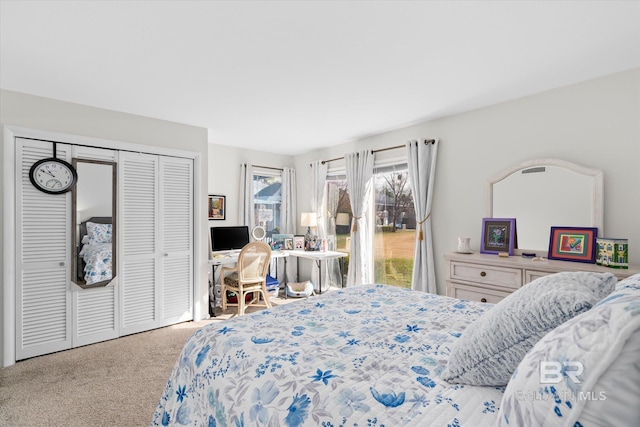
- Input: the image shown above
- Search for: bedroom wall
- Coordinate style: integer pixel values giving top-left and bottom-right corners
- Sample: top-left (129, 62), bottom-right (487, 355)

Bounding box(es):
top-left (294, 67), bottom-right (640, 295)
top-left (207, 143), bottom-right (294, 227)
top-left (0, 90), bottom-right (209, 363)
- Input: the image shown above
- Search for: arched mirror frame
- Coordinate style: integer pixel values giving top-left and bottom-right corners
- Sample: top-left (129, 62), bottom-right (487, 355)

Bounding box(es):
top-left (71, 158), bottom-right (117, 289)
top-left (487, 158), bottom-right (603, 256)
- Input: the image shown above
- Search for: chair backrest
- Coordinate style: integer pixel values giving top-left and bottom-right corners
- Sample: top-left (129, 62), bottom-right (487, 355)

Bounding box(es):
top-left (237, 241), bottom-right (272, 283)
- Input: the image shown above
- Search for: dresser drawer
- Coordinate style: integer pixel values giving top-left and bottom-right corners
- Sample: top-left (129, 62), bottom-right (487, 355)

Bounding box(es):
top-left (450, 261), bottom-right (522, 290)
top-left (449, 282), bottom-right (511, 304)
top-left (524, 269), bottom-right (552, 284)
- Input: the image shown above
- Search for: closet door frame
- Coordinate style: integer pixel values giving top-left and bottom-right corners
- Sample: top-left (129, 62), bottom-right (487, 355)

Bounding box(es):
top-left (2, 125), bottom-right (205, 367)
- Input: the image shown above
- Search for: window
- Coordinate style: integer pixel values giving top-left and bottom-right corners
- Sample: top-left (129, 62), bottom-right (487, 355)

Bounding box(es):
top-left (326, 176), bottom-right (351, 282)
top-left (372, 164), bottom-right (415, 288)
top-left (324, 160), bottom-right (415, 288)
top-left (253, 169), bottom-right (282, 236)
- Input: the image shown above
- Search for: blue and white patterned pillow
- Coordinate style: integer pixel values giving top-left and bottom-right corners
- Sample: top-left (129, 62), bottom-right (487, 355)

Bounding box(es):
top-left (86, 222), bottom-right (112, 244)
top-left (441, 272), bottom-right (616, 386)
top-left (497, 273), bottom-right (640, 426)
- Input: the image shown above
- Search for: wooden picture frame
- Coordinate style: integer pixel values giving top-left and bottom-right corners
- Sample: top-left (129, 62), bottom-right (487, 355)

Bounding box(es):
top-left (481, 218), bottom-right (517, 255)
top-left (208, 195), bottom-right (225, 220)
top-left (548, 226), bottom-right (598, 263)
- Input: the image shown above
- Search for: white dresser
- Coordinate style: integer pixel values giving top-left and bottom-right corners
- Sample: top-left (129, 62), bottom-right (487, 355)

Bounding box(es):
top-left (444, 252), bottom-right (640, 304)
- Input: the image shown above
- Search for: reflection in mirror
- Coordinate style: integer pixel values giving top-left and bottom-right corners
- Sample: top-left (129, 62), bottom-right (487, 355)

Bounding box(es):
top-left (488, 159), bottom-right (603, 254)
top-left (72, 159), bottom-right (117, 288)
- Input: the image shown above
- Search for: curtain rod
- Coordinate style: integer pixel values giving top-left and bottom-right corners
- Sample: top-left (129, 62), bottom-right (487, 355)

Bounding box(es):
top-left (252, 164), bottom-right (284, 172)
top-left (311, 139), bottom-right (436, 166)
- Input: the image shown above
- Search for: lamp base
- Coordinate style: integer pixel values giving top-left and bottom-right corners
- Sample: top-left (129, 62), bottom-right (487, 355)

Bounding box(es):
top-left (304, 227), bottom-right (318, 251)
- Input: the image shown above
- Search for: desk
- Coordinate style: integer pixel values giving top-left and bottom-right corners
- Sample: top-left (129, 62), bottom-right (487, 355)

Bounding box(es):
top-left (288, 250), bottom-right (348, 294)
top-left (208, 251), bottom-right (289, 316)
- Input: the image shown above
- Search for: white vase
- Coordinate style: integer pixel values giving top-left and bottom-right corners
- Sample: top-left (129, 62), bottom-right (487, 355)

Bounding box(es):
top-left (457, 237), bottom-right (471, 253)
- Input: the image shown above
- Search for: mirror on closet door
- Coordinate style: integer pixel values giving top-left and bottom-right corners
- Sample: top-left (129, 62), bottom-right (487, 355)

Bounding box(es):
top-left (71, 159), bottom-right (117, 288)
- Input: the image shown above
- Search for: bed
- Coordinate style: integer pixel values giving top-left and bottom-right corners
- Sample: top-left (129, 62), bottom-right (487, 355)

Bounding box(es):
top-left (152, 284), bottom-right (504, 426)
top-left (152, 273), bottom-right (640, 426)
top-left (77, 217), bottom-right (113, 285)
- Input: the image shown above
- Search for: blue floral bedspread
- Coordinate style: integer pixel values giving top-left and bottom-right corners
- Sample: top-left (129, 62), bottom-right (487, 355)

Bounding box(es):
top-left (152, 284), bottom-right (504, 426)
top-left (80, 242), bottom-right (112, 285)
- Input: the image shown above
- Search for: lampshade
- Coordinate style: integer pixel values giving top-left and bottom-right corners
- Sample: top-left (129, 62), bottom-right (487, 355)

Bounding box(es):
top-left (300, 212), bottom-right (317, 227)
top-left (335, 212), bottom-right (350, 226)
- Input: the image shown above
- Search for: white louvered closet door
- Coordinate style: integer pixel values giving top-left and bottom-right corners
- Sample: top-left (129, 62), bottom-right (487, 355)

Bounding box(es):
top-left (159, 156), bottom-right (193, 326)
top-left (15, 138), bottom-right (72, 360)
top-left (119, 152), bottom-right (160, 335)
top-left (72, 145), bottom-right (119, 347)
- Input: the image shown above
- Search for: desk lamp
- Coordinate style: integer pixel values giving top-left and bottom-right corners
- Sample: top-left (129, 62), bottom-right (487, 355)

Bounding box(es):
top-left (301, 212), bottom-right (318, 251)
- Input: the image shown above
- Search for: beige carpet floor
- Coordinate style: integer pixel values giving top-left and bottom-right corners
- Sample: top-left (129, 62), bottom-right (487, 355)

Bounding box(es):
top-left (0, 294), bottom-right (301, 427)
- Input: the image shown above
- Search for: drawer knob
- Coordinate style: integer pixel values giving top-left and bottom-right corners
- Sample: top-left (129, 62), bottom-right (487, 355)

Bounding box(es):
top-left (480, 271), bottom-right (486, 277)
top-left (481, 298), bottom-right (487, 303)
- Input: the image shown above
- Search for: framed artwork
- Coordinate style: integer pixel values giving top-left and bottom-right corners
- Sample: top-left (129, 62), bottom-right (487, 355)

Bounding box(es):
top-left (548, 226), bottom-right (598, 263)
top-left (208, 195), bottom-right (225, 220)
top-left (293, 235), bottom-right (305, 251)
top-left (481, 218), bottom-right (517, 255)
top-left (270, 234), bottom-right (293, 251)
top-left (284, 237), bottom-right (294, 250)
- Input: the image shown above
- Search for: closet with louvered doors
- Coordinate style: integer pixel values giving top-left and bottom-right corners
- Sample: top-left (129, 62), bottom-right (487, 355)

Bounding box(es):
top-left (14, 137), bottom-right (194, 361)
top-left (118, 152), bottom-right (193, 336)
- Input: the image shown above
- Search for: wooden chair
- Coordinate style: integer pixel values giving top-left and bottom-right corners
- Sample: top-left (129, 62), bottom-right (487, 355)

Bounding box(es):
top-left (220, 241), bottom-right (273, 316)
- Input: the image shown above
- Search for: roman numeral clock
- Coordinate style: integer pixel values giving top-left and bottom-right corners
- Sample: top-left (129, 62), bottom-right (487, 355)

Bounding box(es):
top-left (29, 142), bottom-right (78, 194)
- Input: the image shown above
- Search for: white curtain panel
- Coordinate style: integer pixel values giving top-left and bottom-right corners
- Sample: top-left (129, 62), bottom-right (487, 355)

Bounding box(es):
top-left (324, 182), bottom-right (342, 287)
top-left (310, 161), bottom-right (328, 289)
top-left (238, 163), bottom-right (255, 230)
top-left (345, 150), bottom-right (374, 286)
top-left (406, 139), bottom-right (439, 293)
top-left (279, 167), bottom-right (297, 282)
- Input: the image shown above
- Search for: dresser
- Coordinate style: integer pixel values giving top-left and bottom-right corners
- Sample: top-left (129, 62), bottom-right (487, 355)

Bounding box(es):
top-left (444, 252), bottom-right (640, 304)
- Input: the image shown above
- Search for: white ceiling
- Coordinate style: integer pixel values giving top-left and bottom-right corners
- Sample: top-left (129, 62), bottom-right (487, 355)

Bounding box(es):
top-left (1, 1), bottom-right (639, 156)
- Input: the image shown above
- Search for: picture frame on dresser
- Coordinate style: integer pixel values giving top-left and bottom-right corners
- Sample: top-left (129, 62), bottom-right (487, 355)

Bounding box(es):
top-left (548, 226), bottom-right (598, 263)
top-left (480, 218), bottom-right (517, 255)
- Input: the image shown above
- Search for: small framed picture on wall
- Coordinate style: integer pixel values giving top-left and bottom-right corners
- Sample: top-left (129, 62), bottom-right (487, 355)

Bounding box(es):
top-left (208, 195), bottom-right (225, 220)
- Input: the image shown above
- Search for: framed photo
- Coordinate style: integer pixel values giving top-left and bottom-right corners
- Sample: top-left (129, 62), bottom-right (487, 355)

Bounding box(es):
top-left (284, 237), bottom-right (293, 250)
top-left (208, 195), bottom-right (225, 220)
top-left (548, 226), bottom-right (598, 263)
top-left (270, 233), bottom-right (293, 251)
top-left (293, 235), bottom-right (305, 251)
top-left (481, 218), bottom-right (517, 255)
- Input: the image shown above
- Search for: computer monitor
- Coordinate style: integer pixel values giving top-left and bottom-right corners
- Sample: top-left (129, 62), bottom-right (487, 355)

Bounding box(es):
top-left (210, 226), bottom-right (250, 252)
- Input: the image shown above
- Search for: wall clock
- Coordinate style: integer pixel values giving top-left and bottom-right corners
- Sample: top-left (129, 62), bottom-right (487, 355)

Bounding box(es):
top-left (29, 143), bottom-right (78, 194)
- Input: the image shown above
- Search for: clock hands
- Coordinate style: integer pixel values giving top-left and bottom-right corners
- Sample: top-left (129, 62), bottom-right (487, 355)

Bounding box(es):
top-left (41, 168), bottom-right (56, 178)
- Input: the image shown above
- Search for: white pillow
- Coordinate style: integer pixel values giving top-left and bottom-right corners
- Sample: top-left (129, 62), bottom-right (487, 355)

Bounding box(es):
top-left (86, 221), bottom-right (112, 244)
top-left (441, 272), bottom-right (616, 386)
top-left (497, 273), bottom-right (640, 426)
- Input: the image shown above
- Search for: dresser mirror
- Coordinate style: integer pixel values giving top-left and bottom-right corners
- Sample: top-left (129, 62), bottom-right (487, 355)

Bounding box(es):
top-left (487, 158), bottom-right (603, 256)
top-left (71, 159), bottom-right (117, 288)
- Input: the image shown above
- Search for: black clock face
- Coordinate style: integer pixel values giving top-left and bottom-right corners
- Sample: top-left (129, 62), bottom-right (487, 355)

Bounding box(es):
top-left (29, 158), bottom-right (78, 194)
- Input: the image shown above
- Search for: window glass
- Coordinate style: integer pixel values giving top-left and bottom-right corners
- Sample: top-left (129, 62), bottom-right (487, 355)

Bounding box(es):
top-left (372, 167), bottom-right (415, 288)
top-left (325, 163), bottom-right (415, 288)
top-left (253, 172), bottom-right (282, 236)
